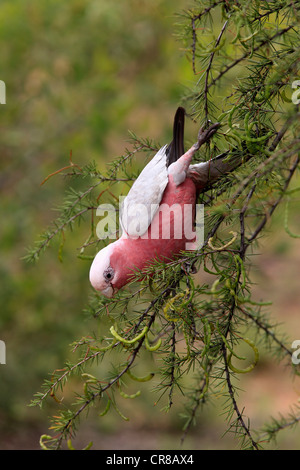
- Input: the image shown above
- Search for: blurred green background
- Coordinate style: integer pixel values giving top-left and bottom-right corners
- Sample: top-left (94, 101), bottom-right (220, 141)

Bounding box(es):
top-left (1, 0), bottom-right (300, 450)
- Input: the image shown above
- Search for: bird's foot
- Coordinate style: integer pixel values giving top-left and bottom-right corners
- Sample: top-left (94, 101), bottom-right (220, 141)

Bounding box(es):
top-left (194, 122), bottom-right (220, 151)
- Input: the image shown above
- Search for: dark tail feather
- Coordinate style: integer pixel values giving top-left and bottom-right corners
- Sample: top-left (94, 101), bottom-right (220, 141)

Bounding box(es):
top-left (166, 107), bottom-right (185, 166)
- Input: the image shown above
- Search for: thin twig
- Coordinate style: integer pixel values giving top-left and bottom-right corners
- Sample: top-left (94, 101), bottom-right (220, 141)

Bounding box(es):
top-left (222, 343), bottom-right (260, 450)
top-left (204, 20), bottom-right (229, 123)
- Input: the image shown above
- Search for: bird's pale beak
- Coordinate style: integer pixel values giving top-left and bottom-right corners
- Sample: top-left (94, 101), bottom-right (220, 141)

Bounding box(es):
top-left (101, 284), bottom-right (115, 298)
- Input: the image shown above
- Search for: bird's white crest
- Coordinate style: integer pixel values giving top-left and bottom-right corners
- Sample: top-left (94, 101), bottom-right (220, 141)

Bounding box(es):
top-left (89, 243), bottom-right (116, 298)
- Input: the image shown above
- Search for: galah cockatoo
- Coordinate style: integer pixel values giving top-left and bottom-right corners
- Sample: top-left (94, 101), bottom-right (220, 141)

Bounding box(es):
top-left (90, 107), bottom-right (236, 297)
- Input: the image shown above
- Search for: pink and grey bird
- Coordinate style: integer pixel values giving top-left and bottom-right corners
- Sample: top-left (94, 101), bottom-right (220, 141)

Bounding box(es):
top-left (89, 107), bottom-right (236, 297)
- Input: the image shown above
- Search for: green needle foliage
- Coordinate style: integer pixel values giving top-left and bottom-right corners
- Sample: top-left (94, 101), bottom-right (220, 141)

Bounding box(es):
top-left (27, 0), bottom-right (300, 450)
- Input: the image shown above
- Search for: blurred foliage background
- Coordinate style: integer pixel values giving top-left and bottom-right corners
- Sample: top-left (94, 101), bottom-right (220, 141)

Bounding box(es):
top-left (0, 0), bottom-right (300, 450)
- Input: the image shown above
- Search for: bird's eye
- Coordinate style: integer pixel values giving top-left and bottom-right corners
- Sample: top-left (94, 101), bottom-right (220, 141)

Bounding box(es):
top-left (104, 267), bottom-right (114, 283)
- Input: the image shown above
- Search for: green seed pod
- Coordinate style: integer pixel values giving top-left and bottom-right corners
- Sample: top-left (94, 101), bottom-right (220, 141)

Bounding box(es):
top-left (99, 399), bottom-right (111, 417)
top-left (127, 368), bottom-right (155, 382)
top-left (145, 334), bottom-right (162, 352)
top-left (119, 389), bottom-right (141, 399)
top-left (110, 325), bottom-right (148, 345)
top-left (227, 337), bottom-right (259, 374)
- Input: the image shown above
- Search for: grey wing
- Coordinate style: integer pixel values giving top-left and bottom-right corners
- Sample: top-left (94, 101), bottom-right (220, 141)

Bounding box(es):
top-left (120, 145), bottom-right (169, 237)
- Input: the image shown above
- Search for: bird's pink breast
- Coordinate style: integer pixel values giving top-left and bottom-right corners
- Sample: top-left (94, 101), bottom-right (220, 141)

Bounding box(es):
top-left (111, 176), bottom-right (197, 289)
